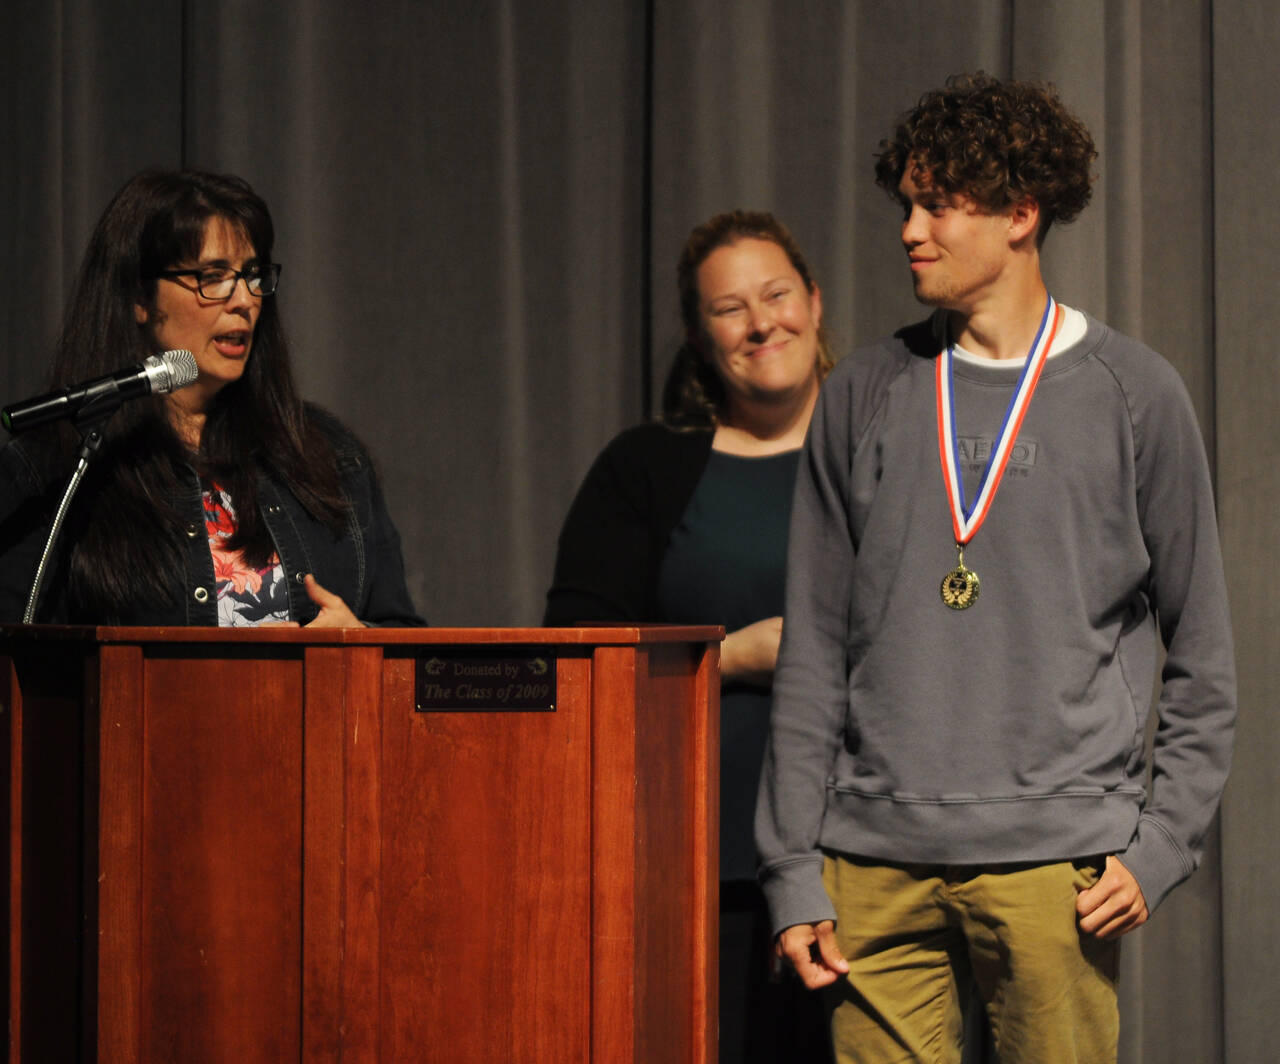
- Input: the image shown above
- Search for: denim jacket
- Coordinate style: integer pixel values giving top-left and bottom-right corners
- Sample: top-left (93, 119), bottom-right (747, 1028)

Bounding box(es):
top-left (0, 412), bottom-right (423, 627)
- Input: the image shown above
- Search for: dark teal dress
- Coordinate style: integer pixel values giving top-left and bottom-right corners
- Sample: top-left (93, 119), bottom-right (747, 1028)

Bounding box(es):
top-left (656, 448), bottom-right (799, 881)
top-left (657, 448), bottom-right (830, 1064)
top-left (546, 428), bottom-right (831, 1063)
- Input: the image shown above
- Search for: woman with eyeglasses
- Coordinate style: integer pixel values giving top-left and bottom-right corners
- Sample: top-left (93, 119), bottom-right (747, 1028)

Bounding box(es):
top-left (0, 169), bottom-right (421, 627)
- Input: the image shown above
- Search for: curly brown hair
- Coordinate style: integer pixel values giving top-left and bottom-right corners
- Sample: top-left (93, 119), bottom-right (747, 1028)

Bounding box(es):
top-left (874, 72), bottom-right (1097, 245)
top-left (662, 210), bottom-right (833, 428)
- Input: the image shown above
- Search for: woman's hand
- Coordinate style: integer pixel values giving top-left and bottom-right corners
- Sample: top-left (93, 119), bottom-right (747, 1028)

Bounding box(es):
top-left (720, 616), bottom-right (783, 686)
top-left (302, 574), bottom-right (365, 628)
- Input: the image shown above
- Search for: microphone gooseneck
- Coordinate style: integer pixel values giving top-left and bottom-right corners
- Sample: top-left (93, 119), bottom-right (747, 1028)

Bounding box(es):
top-left (14, 349), bottom-right (200, 622)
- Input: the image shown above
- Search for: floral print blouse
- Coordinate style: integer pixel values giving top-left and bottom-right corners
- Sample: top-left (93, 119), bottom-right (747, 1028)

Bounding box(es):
top-left (202, 479), bottom-right (291, 627)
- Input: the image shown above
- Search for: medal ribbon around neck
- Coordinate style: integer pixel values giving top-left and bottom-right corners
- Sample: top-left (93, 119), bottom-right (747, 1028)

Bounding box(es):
top-left (935, 295), bottom-right (1063, 546)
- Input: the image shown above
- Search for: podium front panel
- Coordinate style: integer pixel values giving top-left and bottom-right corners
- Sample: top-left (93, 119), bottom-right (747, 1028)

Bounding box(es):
top-left (3, 626), bottom-right (719, 1064)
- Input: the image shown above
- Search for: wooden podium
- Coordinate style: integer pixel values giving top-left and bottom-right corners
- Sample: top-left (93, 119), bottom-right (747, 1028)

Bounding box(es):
top-left (1, 624), bottom-right (721, 1063)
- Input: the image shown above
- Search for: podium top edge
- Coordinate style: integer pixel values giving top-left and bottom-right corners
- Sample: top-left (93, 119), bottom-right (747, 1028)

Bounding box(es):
top-left (0, 623), bottom-right (725, 647)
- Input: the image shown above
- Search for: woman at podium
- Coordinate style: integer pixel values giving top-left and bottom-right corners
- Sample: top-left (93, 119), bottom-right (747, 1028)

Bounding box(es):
top-left (544, 210), bottom-right (832, 1062)
top-left (0, 169), bottom-right (421, 628)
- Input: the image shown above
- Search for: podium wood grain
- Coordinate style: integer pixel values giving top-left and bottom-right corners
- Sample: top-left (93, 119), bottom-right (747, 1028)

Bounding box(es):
top-left (3, 625), bottom-right (720, 1063)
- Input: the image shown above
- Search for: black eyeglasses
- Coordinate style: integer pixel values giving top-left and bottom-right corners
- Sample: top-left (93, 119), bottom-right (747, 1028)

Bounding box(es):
top-left (154, 263), bottom-right (282, 300)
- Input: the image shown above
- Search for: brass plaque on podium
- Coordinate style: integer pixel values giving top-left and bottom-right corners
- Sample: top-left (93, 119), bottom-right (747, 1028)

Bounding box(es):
top-left (415, 649), bottom-right (556, 712)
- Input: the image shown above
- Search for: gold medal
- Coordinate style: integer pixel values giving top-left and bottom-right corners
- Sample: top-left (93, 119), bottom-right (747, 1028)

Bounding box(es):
top-left (936, 298), bottom-right (1061, 614)
top-left (940, 544), bottom-right (980, 610)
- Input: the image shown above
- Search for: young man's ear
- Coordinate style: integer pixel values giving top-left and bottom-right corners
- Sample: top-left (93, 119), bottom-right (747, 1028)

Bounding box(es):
top-left (1008, 197), bottom-right (1042, 246)
top-left (134, 303), bottom-right (149, 325)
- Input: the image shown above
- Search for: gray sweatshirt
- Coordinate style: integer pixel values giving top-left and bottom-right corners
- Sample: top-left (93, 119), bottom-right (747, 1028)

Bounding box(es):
top-left (756, 313), bottom-right (1236, 935)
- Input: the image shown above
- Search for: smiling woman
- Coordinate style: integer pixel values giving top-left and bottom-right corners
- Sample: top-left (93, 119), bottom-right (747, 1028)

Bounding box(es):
top-left (544, 210), bottom-right (834, 1063)
top-left (0, 170), bottom-right (422, 628)
top-left (696, 236), bottom-right (825, 446)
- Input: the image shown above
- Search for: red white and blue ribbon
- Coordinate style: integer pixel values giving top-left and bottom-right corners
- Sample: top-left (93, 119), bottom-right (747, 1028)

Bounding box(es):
top-left (935, 295), bottom-right (1062, 545)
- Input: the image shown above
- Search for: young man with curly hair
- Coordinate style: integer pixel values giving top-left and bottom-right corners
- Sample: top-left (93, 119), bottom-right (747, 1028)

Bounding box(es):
top-left (756, 74), bottom-right (1235, 1062)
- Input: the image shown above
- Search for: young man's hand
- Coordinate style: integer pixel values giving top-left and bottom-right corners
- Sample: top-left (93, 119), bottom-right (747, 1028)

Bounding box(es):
top-left (1076, 855), bottom-right (1148, 939)
top-left (776, 920), bottom-right (850, 989)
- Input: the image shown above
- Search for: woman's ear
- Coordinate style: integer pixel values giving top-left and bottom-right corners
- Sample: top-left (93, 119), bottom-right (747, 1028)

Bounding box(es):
top-left (134, 303), bottom-right (149, 325)
top-left (809, 282), bottom-right (823, 328)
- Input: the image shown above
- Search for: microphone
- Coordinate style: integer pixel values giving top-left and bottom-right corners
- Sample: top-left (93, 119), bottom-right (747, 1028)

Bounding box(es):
top-left (2, 349), bottom-right (199, 434)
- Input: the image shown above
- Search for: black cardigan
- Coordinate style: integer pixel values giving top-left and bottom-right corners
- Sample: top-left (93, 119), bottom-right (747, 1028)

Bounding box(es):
top-left (544, 423), bottom-right (714, 624)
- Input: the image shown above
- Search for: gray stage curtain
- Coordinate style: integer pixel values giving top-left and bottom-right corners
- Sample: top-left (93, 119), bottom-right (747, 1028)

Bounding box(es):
top-left (2, 2), bottom-right (1275, 1059)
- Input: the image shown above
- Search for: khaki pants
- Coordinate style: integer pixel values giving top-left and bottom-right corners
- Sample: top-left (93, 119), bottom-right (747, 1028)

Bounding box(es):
top-left (822, 854), bottom-right (1119, 1064)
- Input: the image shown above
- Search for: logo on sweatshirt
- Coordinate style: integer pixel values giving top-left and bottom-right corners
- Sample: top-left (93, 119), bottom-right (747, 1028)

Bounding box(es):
top-left (957, 436), bottom-right (1039, 479)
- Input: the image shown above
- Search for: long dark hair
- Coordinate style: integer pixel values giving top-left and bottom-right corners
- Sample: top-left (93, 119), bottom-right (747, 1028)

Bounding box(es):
top-left (662, 209), bottom-right (833, 428)
top-left (48, 169), bottom-right (346, 619)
